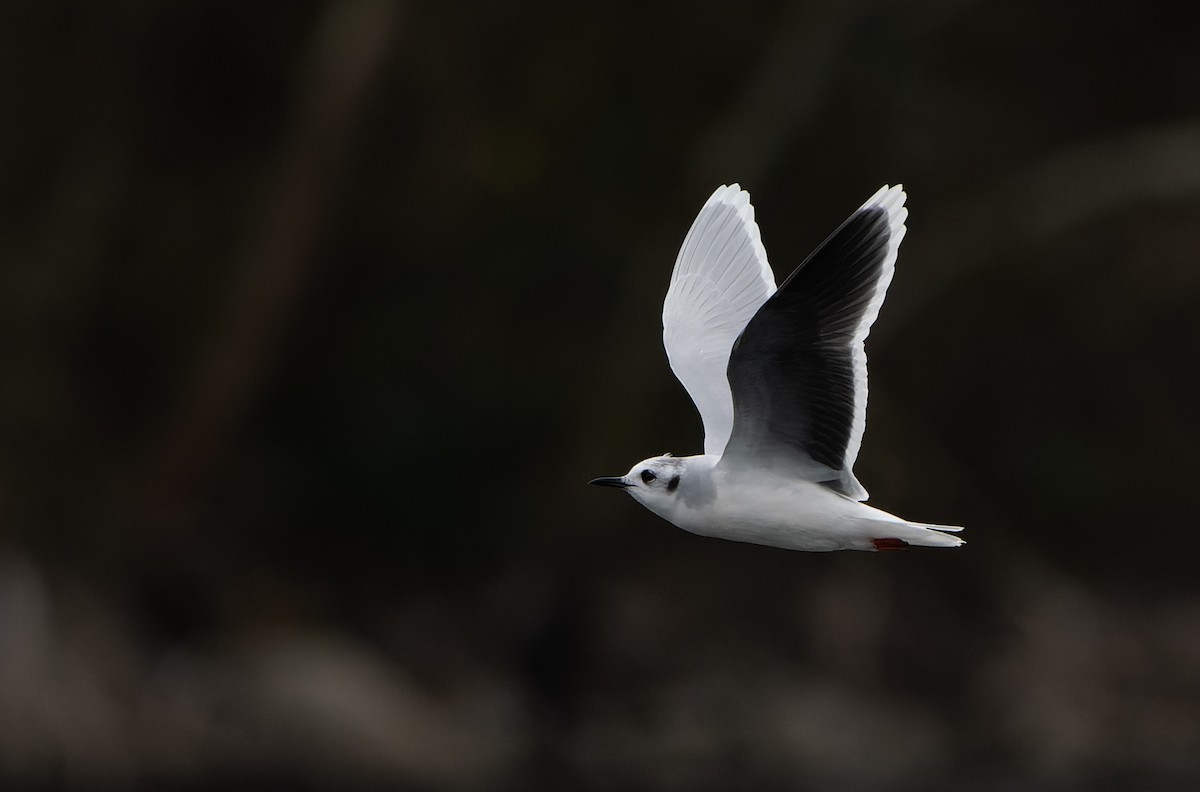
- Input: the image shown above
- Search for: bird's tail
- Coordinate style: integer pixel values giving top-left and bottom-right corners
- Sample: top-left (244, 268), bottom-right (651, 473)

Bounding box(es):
top-left (859, 519), bottom-right (965, 550)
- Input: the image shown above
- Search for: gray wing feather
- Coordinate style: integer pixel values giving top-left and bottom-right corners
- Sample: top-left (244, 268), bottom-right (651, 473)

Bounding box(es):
top-left (719, 186), bottom-right (907, 500)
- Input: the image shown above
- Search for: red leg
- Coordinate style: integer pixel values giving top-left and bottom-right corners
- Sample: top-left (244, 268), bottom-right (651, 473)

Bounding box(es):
top-left (872, 537), bottom-right (909, 551)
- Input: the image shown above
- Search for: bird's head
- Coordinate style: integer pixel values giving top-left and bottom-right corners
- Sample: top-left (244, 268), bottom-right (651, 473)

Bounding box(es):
top-left (590, 453), bottom-right (684, 510)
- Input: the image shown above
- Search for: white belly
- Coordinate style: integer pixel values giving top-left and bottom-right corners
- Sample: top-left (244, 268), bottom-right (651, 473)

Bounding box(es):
top-left (662, 471), bottom-right (902, 552)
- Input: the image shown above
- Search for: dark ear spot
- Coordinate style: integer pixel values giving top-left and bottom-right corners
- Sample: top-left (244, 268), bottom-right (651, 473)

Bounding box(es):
top-left (667, 475), bottom-right (680, 493)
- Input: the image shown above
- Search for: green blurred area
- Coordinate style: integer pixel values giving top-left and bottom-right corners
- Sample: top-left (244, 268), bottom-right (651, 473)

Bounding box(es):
top-left (2, 1), bottom-right (1200, 789)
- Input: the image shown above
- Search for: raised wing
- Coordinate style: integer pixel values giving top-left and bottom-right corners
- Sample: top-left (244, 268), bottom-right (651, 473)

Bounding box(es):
top-left (662, 185), bottom-right (777, 456)
top-left (719, 185), bottom-right (907, 500)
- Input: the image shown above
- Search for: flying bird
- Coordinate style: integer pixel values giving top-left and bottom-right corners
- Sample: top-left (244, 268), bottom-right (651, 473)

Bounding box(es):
top-left (591, 184), bottom-right (963, 552)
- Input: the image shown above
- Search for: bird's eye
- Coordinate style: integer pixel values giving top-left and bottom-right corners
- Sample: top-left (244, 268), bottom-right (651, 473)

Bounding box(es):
top-left (640, 469), bottom-right (657, 484)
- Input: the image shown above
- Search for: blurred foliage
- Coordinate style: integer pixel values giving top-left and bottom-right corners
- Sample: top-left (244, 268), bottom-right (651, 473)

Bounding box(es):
top-left (2, 0), bottom-right (1200, 789)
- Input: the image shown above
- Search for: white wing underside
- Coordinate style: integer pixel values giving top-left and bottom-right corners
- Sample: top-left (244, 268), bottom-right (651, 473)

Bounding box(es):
top-left (662, 185), bottom-right (776, 456)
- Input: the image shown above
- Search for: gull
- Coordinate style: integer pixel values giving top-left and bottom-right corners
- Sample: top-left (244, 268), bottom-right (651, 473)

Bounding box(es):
top-left (591, 184), bottom-right (963, 552)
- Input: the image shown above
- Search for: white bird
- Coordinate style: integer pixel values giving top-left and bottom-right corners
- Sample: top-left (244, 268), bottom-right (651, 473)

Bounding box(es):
top-left (591, 184), bottom-right (963, 552)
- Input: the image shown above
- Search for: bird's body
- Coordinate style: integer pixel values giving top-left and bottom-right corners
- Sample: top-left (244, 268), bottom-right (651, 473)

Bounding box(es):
top-left (627, 454), bottom-right (962, 552)
top-left (592, 184), bottom-right (963, 552)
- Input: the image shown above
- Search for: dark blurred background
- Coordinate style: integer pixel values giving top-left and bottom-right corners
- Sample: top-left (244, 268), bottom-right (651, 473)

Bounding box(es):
top-left (3, 1), bottom-right (1200, 789)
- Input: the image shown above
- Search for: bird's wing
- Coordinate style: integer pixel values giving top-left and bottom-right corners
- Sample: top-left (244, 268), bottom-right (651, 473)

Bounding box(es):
top-left (719, 185), bottom-right (907, 501)
top-left (662, 185), bottom-right (777, 456)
